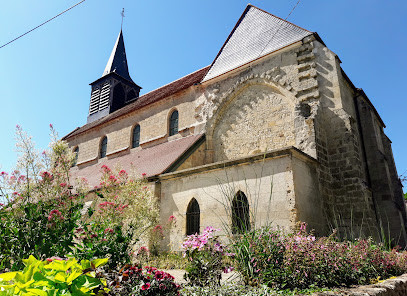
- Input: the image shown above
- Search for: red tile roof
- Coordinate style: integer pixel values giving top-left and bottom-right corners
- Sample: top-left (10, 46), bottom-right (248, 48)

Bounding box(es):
top-left (70, 134), bottom-right (203, 188)
top-left (63, 66), bottom-right (210, 140)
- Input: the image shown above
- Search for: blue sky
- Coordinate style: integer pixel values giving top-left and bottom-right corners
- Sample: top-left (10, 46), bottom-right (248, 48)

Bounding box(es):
top-left (0, 0), bottom-right (406, 185)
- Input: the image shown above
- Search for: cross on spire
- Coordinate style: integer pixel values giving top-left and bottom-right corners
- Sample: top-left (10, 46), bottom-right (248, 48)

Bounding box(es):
top-left (121, 8), bottom-right (125, 29)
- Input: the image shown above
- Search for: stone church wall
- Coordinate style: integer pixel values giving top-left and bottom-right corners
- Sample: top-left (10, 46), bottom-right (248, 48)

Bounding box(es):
top-left (308, 40), bottom-right (379, 239)
top-left (66, 32), bottom-right (406, 247)
top-left (159, 148), bottom-right (323, 251)
top-left (68, 86), bottom-right (202, 166)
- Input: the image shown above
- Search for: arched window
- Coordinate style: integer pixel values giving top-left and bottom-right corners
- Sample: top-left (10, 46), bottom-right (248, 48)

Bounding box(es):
top-left (72, 146), bottom-right (79, 167)
top-left (186, 198), bottom-right (200, 235)
top-left (132, 124), bottom-right (140, 148)
top-left (100, 136), bottom-right (108, 158)
top-left (169, 110), bottom-right (179, 136)
top-left (232, 191), bottom-right (250, 234)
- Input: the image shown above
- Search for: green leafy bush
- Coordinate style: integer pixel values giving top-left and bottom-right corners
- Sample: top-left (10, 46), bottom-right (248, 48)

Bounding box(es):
top-left (0, 255), bottom-right (108, 295)
top-left (0, 194), bottom-right (85, 271)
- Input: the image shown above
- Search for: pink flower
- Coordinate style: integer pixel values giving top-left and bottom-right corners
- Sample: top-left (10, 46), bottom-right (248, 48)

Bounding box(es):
top-left (119, 169), bottom-right (127, 175)
top-left (48, 209), bottom-right (64, 221)
top-left (49, 123), bottom-right (53, 129)
top-left (154, 225), bottom-right (163, 232)
top-left (101, 165), bottom-right (111, 172)
top-left (60, 182), bottom-right (67, 187)
top-left (41, 171), bottom-right (53, 181)
top-left (137, 246), bottom-right (150, 256)
top-left (142, 173), bottom-right (147, 177)
top-left (141, 282), bottom-right (151, 290)
top-left (223, 266), bottom-right (234, 273)
top-left (168, 215), bottom-right (176, 223)
top-left (104, 228), bottom-right (114, 234)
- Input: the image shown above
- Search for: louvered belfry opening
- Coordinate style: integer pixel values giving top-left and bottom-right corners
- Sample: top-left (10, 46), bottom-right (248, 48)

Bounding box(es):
top-left (110, 83), bottom-right (126, 113)
top-left (127, 90), bottom-right (136, 102)
top-left (186, 198), bottom-right (200, 235)
top-left (232, 191), bottom-right (250, 234)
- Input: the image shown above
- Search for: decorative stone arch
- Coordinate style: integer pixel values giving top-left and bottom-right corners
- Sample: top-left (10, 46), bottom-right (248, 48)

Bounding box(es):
top-left (205, 78), bottom-right (297, 162)
top-left (168, 108), bottom-right (179, 137)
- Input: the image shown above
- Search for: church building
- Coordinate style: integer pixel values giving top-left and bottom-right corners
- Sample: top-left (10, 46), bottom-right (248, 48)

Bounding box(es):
top-left (63, 5), bottom-right (407, 248)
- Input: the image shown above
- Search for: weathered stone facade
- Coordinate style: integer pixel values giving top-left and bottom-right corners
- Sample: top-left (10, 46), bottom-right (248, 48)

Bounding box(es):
top-left (64, 5), bottom-right (407, 249)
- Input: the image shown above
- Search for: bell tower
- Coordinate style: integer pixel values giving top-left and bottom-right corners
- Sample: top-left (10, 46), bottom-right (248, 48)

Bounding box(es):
top-left (87, 30), bottom-right (141, 124)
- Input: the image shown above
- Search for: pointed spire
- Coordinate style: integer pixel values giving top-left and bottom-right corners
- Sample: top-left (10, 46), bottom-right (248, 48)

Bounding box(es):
top-left (102, 30), bottom-right (133, 83)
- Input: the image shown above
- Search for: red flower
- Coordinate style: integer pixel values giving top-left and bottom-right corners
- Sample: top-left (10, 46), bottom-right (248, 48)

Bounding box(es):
top-left (141, 282), bottom-right (151, 290)
top-left (41, 171), bottom-right (54, 181)
top-left (48, 209), bottom-right (64, 221)
top-left (101, 165), bottom-right (111, 172)
top-left (142, 173), bottom-right (147, 177)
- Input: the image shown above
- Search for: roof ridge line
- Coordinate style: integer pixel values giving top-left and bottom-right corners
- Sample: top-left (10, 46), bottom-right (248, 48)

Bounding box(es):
top-left (247, 4), bottom-right (311, 33)
top-left (140, 65), bottom-right (210, 97)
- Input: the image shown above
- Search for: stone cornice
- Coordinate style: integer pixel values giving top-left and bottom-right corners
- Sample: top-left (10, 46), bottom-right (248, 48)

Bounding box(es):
top-left (158, 146), bottom-right (317, 181)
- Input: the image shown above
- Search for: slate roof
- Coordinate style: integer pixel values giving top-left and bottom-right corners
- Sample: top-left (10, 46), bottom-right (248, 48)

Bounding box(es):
top-left (102, 29), bottom-right (133, 83)
top-left (203, 5), bottom-right (312, 82)
top-left (63, 66), bottom-right (209, 140)
top-left (70, 134), bottom-right (204, 187)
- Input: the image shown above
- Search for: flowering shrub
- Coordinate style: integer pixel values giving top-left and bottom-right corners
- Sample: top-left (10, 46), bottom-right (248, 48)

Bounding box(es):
top-left (91, 165), bottom-right (160, 250)
top-left (232, 223), bottom-right (407, 290)
top-left (182, 227), bottom-right (234, 286)
top-left (0, 191), bottom-right (85, 271)
top-left (106, 265), bottom-right (180, 295)
top-left (0, 126), bottom-right (159, 271)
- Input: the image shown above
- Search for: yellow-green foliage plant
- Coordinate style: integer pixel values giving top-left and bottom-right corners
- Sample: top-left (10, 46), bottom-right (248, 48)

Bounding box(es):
top-left (0, 256), bottom-right (108, 296)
